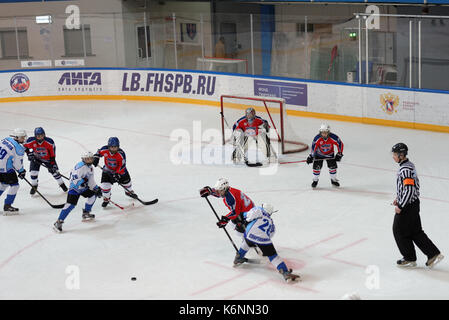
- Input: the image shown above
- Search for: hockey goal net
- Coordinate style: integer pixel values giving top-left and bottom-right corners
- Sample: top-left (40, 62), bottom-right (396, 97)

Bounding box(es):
top-left (220, 95), bottom-right (308, 154)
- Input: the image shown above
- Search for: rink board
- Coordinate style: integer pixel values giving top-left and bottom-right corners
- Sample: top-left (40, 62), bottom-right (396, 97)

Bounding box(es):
top-left (1, 68), bottom-right (449, 132)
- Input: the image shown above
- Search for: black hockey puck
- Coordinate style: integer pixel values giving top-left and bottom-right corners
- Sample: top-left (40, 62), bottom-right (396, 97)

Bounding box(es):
top-left (131, 277), bottom-right (136, 281)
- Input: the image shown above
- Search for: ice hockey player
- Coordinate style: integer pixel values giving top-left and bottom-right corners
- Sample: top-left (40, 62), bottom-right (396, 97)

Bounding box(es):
top-left (92, 137), bottom-right (137, 208)
top-left (23, 127), bottom-right (67, 194)
top-left (0, 129), bottom-right (27, 214)
top-left (233, 203), bottom-right (300, 282)
top-left (231, 107), bottom-right (271, 163)
top-left (200, 178), bottom-right (254, 239)
top-left (391, 143), bottom-right (444, 268)
top-left (53, 151), bottom-right (102, 233)
top-left (306, 124), bottom-right (344, 188)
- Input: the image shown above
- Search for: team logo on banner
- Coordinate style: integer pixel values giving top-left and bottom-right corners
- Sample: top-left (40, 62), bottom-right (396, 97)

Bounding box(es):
top-left (186, 23), bottom-right (196, 40)
top-left (380, 93), bottom-right (399, 115)
top-left (10, 73), bottom-right (30, 93)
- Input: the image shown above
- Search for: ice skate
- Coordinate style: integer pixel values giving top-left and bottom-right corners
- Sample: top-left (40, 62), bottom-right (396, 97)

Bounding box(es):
top-left (233, 253), bottom-right (248, 266)
top-left (125, 190), bottom-right (138, 199)
top-left (280, 268), bottom-right (300, 282)
top-left (331, 179), bottom-right (340, 187)
top-left (82, 209), bottom-right (95, 221)
top-left (30, 185), bottom-right (38, 195)
top-left (59, 183), bottom-right (68, 192)
top-left (311, 180), bottom-right (318, 188)
top-left (101, 197), bottom-right (110, 208)
top-left (53, 219), bottom-right (64, 233)
top-left (426, 254), bottom-right (444, 268)
top-left (396, 258), bottom-right (417, 268)
top-left (3, 204), bottom-right (19, 216)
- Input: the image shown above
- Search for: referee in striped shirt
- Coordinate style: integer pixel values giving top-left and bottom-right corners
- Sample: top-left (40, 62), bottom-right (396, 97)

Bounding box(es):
top-left (392, 143), bottom-right (443, 268)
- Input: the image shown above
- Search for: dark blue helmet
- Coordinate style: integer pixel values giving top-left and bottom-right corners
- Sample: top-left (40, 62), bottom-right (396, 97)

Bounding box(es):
top-left (108, 137), bottom-right (120, 147)
top-left (34, 127), bottom-right (45, 137)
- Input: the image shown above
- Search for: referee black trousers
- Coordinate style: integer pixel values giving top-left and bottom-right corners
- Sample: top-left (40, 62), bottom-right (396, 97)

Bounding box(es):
top-left (393, 200), bottom-right (440, 261)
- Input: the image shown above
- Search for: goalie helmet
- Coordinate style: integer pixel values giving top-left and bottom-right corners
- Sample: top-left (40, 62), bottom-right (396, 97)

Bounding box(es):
top-left (319, 124), bottom-right (330, 133)
top-left (214, 178), bottom-right (229, 192)
top-left (245, 108), bottom-right (256, 121)
top-left (392, 143), bottom-right (408, 156)
top-left (262, 203), bottom-right (277, 215)
top-left (10, 128), bottom-right (27, 139)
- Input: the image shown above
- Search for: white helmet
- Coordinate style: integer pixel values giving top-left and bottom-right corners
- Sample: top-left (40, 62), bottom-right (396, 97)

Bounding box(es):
top-left (214, 178), bottom-right (229, 192)
top-left (11, 128), bottom-right (27, 139)
top-left (262, 203), bottom-right (277, 215)
top-left (319, 124), bottom-right (330, 133)
top-left (81, 151), bottom-right (94, 162)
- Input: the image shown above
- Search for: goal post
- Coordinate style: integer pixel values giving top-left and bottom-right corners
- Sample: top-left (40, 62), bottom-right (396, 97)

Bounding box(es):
top-left (220, 95), bottom-right (308, 154)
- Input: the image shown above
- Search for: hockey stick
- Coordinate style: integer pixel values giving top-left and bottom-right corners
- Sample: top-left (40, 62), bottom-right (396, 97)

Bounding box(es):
top-left (203, 196), bottom-right (239, 253)
top-left (19, 174), bottom-right (65, 209)
top-left (109, 198), bottom-right (134, 210)
top-left (97, 166), bottom-right (158, 206)
top-left (32, 158), bottom-right (70, 180)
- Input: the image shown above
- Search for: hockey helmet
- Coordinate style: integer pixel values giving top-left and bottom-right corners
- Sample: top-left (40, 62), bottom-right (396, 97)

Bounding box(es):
top-left (108, 137), bottom-right (120, 148)
top-left (214, 178), bottom-right (229, 192)
top-left (262, 203), bottom-right (277, 215)
top-left (319, 124), bottom-right (330, 133)
top-left (392, 143), bottom-right (408, 156)
top-left (11, 128), bottom-right (27, 140)
top-left (34, 127), bottom-right (45, 137)
top-left (81, 151), bottom-right (95, 163)
top-left (245, 108), bottom-right (256, 121)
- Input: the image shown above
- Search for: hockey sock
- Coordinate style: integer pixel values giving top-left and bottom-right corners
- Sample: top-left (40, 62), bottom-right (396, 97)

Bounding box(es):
top-left (101, 183), bottom-right (112, 199)
top-left (313, 169), bottom-right (320, 181)
top-left (238, 248), bottom-right (248, 258)
top-left (58, 204), bottom-right (75, 221)
top-left (329, 169), bottom-right (337, 180)
top-left (84, 196), bottom-right (96, 212)
top-left (268, 254), bottom-right (288, 273)
top-left (5, 194), bottom-right (16, 205)
top-left (0, 183), bottom-right (6, 196)
top-left (5, 184), bottom-right (19, 204)
top-left (30, 171), bottom-right (39, 186)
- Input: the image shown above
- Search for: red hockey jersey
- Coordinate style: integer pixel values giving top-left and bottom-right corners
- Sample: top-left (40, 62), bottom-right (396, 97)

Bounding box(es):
top-left (232, 116), bottom-right (269, 136)
top-left (96, 146), bottom-right (127, 174)
top-left (212, 187), bottom-right (254, 220)
top-left (23, 137), bottom-right (56, 162)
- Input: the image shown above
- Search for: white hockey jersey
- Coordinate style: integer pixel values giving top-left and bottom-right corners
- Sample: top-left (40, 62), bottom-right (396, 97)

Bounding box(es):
top-left (0, 137), bottom-right (25, 174)
top-left (68, 161), bottom-right (97, 194)
top-left (243, 206), bottom-right (276, 245)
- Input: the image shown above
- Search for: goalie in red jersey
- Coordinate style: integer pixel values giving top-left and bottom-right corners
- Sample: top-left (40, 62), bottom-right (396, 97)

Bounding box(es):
top-left (231, 107), bottom-right (271, 165)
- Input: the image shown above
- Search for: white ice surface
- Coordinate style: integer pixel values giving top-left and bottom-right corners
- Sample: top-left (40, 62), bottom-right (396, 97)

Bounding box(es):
top-left (0, 100), bottom-right (448, 300)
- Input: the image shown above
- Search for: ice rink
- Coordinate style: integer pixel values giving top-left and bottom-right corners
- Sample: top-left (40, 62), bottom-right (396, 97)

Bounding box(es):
top-left (0, 99), bottom-right (448, 300)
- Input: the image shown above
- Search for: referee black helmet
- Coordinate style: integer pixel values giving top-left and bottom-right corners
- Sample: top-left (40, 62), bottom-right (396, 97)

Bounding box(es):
top-left (392, 143), bottom-right (408, 156)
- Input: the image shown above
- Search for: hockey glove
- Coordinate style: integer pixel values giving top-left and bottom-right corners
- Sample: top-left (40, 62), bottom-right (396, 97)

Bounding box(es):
top-left (93, 186), bottom-right (103, 198)
top-left (17, 169), bottom-right (26, 180)
top-left (92, 156), bottom-right (99, 167)
top-left (306, 155), bottom-right (314, 164)
top-left (216, 215), bottom-right (230, 228)
top-left (112, 173), bottom-right (121, 183)
top-left (48, 160), bottom-right (59, 174)
top-left (335, 153), bottom-right (343, 162)
top-left (80, 177), bottom-right (89, 189)
top-left (200, 186), bottom-right (212, 198)
top-left (27, 152), bottom-right (35, 162)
